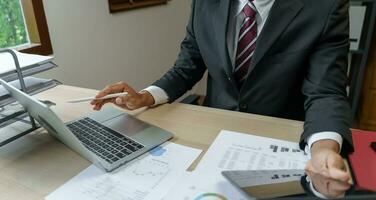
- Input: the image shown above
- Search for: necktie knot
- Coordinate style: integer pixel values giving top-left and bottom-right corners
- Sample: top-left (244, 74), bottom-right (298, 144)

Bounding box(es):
top-left (243, 4), bottom-right (256, 18)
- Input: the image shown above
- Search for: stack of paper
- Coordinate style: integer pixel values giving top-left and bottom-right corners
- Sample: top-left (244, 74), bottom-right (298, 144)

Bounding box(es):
top-left (0, 49), bottom-right (53, 75)
top-left (349, 5), bottom-right (366, 51)
top-left (0, 50), bottom-right (58, 107)
top-left (46, 130), bottom-right (309, 200)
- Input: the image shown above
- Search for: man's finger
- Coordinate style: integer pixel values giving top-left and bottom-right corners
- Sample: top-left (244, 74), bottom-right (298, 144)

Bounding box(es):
top-left (115, 96), bottom-right (129, 105)
top-left (120, 84), bottom-right (137, 97)
top-left (115, 96), bottom-right (138, 110)
top-left (326, 154), bottom-right (350, 182)
top-left (329, 178), bottom-right (351, 191)
top-left (306, 154), bottom-right (330, 177)
top-left (91, 98), bottom-right (104, 105)
top-left (328, 167), bottom-right (350, 182)
top-left (93, 102), bottom-right (103, 110)
top-left (305, 160), bottom-right (317, 174)
top-left (91, 82), bottom-right (129, 105)
top-left (326, 179), bottom-right (351, 198)
top-left (95, 82), bottom-right (127, 98)
top-left (92, 99), bottom-right (116, 110)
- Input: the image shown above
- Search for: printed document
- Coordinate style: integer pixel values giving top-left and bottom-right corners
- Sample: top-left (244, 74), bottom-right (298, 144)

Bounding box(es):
top-left (46, 142), bottom-right (201, 200)
top-left (164, 130), bottom-right (309, 200)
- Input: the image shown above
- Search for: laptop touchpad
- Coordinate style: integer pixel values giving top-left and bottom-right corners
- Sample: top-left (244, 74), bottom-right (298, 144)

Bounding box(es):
top-left (102, 114), bottom-right (150, 137)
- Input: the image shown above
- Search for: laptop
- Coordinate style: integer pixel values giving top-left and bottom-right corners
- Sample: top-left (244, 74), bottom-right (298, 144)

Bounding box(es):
top-left (222, 169), bottom-right (376, 199)
top-left (0, 79), bottom-right (173, 172)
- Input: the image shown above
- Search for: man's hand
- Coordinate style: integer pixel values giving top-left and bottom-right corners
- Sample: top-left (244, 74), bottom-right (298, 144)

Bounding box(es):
top-left (90, 82), bottom-right (155, 111)
top-left (306, 170), bottom-right (350, 199)
top-left (305, 140), bottom-right (350, 183)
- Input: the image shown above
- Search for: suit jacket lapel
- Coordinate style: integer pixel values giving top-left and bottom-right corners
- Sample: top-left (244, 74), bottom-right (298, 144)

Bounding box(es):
top-left (212, 0), bottom-right (235, 81)
top-left (247, 0), bottom-right (304, 77)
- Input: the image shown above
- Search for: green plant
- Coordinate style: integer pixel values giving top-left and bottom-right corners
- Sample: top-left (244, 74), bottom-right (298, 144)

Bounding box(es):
top-left (0, 0), bottom-right (29, 48)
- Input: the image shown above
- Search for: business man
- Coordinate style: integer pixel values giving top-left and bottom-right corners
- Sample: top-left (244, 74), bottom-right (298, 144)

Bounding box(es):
top-left (92, 0), bottom-right (353, 183)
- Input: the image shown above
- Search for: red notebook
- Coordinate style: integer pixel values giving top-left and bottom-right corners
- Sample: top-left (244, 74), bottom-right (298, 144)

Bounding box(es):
top-left (349, 129), bottom-right (376, 191)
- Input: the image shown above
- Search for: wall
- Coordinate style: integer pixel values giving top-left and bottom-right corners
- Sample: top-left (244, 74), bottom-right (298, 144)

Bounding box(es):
top-left (39, 0), bottom-right (206, 95)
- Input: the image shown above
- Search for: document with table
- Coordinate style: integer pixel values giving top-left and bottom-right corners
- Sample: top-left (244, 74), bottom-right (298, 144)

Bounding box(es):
top-left (46, 130), bottom-right (309, 200)
top-left (164, 130), bottom-right (310, 200)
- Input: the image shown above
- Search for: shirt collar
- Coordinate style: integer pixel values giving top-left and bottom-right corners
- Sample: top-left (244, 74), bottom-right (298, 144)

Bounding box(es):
top-left (233, 0), bottom-right (274, 22)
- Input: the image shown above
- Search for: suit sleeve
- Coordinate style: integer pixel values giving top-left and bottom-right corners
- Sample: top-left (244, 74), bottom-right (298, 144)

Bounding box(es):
top-left (300, 0), bottom-right (353, 155)
top-left (152, 0), bottom-right (207, 102)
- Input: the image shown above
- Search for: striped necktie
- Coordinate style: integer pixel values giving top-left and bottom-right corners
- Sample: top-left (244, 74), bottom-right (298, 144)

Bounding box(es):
top-left (233, 3), bottom-right (258, 88)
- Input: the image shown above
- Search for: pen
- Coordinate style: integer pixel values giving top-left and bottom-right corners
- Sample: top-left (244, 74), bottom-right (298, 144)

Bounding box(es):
top-left (67, 92), bottom-right (128, 103)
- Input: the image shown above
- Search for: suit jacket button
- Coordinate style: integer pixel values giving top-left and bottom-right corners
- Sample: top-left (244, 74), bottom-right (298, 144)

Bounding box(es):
top-left (240, 103), bottom-right (248, 110)
top-left (228, 77), bottom-right (232, 81)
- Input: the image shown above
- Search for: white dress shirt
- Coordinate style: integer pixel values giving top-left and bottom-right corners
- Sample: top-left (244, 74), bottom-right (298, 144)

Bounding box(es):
top-left (143, 0), bottom-right (343, 153)
top-left (227, 0), bottom-right (275, 67)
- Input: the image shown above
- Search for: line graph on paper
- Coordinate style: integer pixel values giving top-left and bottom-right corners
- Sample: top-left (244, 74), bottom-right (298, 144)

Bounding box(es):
top-left (45, 142), bottom-right (202, 200)
top-left (79, 158), bottom-right (172, 200)
top-left (130, 159), bottom-right (172, 189)
top-left (81, 176), bottom-right (149, 200)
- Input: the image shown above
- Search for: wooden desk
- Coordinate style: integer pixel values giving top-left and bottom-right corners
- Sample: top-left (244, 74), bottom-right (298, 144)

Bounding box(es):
top-left (0, 85), bottom-right (304, 200)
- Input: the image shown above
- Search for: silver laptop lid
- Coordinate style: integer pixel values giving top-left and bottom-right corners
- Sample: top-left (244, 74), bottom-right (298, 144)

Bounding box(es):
top-left (0, 79), bottom-right (104, 167)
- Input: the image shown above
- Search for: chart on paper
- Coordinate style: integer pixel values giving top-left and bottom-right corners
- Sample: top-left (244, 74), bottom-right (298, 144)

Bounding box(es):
top-left (79, 159), bottom-right (172, 200)
top-left (46, 142), bottom-right (202, 200)
top-left (182, 186), bottom-right (228, 200)
top-left (163, 172), bottom-right (250, 200)
top-left (80, 176), bottom-right (148, 200)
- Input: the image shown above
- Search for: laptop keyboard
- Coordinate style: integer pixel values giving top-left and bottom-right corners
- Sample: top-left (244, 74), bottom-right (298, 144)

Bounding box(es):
top-left (66, 117), bottom-right (144, 164)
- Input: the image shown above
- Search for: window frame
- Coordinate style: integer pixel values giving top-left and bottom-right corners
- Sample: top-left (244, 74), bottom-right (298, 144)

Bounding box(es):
top-left (17, 0), bottom-right (53, 55)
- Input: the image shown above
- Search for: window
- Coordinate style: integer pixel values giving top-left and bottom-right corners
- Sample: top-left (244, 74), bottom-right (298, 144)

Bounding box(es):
top-left (108, 0), bottom-right (169, 13)
top-left (0, 0), bottom-right (28, 48)
top-left (0, 0), bottom-right (52, 55)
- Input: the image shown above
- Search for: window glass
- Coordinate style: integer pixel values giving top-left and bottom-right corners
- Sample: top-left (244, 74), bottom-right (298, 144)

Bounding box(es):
top-left (0, 0), bottom-right (30, 48)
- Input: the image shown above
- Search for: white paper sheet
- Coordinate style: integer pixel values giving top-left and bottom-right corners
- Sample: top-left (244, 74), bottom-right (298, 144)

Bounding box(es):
top-left (164, 170), bottom-right (252, 200)
top-left (164, 130), bottom-right (310, 200)
top-left (349, 5), bottom-right (366, 51)
top-left (222, 169), bottom-right (305, 187)
top-left (0, 50), bottom-right (53, 75)
top-left (196, 130), bottom-right (309, 172)
top-left (46, 142), bottom-right (201, 200)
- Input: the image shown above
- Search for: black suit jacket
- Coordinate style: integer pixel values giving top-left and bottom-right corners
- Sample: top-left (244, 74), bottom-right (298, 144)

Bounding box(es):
top-left (153, 0), bottom-right (353, 153)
